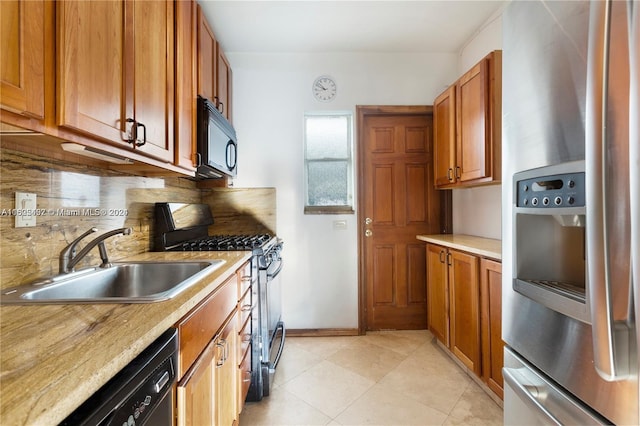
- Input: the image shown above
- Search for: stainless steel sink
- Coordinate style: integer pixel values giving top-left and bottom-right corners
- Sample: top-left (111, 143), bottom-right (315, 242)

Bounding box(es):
top-left (0, 260), bottom-right (226, 304)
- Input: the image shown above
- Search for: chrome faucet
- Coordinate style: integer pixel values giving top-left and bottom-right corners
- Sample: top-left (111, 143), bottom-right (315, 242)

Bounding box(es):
top-left (59, 227), bottom-right (132, 273)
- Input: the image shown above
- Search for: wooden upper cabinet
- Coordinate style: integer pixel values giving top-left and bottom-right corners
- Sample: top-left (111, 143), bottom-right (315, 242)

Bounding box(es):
top-left (131, 0), bottom-right (174, 162)
top-left (217, 45), bottom-right (232, 123)
top-left (433, 50), bottom-right (501, 189)
top-left (433, 86), bottom-right (456, 187)
top-left (175, 0), bottom-right (197, 171)
top-left (197, 5), bottom-right (233, 123)
top-left (57, 0), bottom-right (174, 163)
top-left (0, 0), bottom-right (45, 119)
top-left (197, 4), bottom-right (216, 102)
top-left (457, 58), bottom-right (488, 182)
top-left (57, 1), bottom-right (127, 146)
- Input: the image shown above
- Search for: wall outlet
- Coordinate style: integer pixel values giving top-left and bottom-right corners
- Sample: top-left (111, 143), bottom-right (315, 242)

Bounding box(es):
top-left (15, 192), bottom-right (37, 228)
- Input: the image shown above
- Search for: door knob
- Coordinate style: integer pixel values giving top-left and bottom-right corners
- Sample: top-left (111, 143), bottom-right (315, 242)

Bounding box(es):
top-left (365, 217), bottom-right (372, 225)
top-left (365, 230), bottom-right (373, 237)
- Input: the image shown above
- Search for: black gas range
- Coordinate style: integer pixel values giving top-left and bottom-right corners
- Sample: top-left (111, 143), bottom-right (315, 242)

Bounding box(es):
top-left (153, 203), bottom-right (284, 402)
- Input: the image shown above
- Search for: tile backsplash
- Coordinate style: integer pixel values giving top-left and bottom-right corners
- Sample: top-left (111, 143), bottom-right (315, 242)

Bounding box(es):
top-left (0, 147), bottom-right (276, 289)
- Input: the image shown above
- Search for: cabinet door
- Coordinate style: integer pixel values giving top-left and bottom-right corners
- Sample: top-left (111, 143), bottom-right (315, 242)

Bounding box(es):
top-left (57, 0), bottom-right (128, 145)
top-left (175, 0), bottom-right (197, 171)
top-left (449, 249), bottom-right (480, 374)
top-left (216, 45), bottom-right (232, 122)
top-left (216, 316), bottom-right (238, 426)
top-left (132, 0), bottom-right (174, 162)
top-left (433, 86), bottom-right (456, 187)
top-left (426, 244), bottom-right (449, 345)
top-left (197, 4), bottom-right (216, 102)
top-left (480, 258), bottom-right (504, 399)
top-left (177, 339), bottom-right (216, 426)
top-left (0, 0), bottom-right (45, 119)
top-left (456, 58), bottom-right (490, 183)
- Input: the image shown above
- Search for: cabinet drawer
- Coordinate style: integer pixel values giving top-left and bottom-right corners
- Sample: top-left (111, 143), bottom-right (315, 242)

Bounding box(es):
top-left (238, 287), bottom-right (252, 328)
top-left (237, 312), bottom-right (251, 361)
top-left (237, 261), bottom-right (252, 299)
top-left (176, 274), bottom-right (238, 378)
top-left (238, 346), bottom-right (251, 411)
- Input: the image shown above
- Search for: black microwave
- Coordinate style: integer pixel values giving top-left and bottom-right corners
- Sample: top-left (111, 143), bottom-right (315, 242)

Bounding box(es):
top-left (197, 96), bottom-right (237, 179)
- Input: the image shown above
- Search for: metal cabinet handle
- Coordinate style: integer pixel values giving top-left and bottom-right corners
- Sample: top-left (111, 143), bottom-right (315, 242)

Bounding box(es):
top-left (447, 168), bottom-right (453, 181)
top-left (215, 339), bottom-right (226, 367)
top-left (135, 122), bottom-right (146, 147)
top-left (585, 0), bottom-right (631, 381)
top-left (439, 250), bottom-right (445, 264)
top-left (125, 118), bottom-right (136, 144)
top-left (446, 252), bottom-right (452, 266)
top-left (455, 166), bottom-right (461, 179)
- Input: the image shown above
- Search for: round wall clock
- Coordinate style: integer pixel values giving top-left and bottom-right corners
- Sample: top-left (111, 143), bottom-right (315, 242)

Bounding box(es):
top-left (312, 75), bottom-right (337, 102)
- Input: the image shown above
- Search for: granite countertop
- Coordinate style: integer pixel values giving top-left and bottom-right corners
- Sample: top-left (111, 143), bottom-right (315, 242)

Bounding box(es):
top-left (0, 251), bottom-right (251, 426)
top-left (416, 234), bottom-right (502, 260)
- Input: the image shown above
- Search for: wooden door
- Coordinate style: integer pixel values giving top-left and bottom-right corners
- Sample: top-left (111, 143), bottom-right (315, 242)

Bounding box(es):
top-left (481, 258), bottom-right (504, 398)
top-left (132, 0), bottom-right (174, 162)
top-left (175, 0), bottom-right (197, 171)
top-left (197, 4), bottom-right (216, 101)
top-left (359, 106), bottom-right (445, 330)
top-left (433, 85), bottom-right (456, 187)
top-left (176, 339), bottom-right (216, 426)
top-left (426, 244), bottom-right (449, 345)
top-left (0, 0), bottom-right (45, 119)
top-left (57, 0), bottom-right (128, 145)
top-left (449, 249), bottom-right (480, 374)
top-left (456, 58), bottom-right (489, 182)
top-left (216, 45), bottom-right (232, 122)
top-left (216, 317), bottom-right (237, 426)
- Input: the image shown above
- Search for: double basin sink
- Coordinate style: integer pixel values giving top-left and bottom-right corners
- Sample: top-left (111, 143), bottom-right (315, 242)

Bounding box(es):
top-left (0, 260), bottom-right (226, 304)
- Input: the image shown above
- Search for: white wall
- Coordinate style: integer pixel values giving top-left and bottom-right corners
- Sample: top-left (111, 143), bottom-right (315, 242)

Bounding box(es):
top-left (452, 8), bottom-right (504, 240)
top-left (228, 52), bottom-right (457, 329)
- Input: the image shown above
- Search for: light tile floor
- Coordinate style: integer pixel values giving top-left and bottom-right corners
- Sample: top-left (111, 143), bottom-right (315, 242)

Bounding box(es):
top-left (239, 330), bottom-right (504, 425)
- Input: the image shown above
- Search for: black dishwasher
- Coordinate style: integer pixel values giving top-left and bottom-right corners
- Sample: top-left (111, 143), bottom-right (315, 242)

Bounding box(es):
top-left (60, 328), bottom-right (178, 426)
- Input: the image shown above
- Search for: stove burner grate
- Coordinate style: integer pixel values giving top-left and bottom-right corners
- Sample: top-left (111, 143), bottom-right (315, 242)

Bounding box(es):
top-left (170, 234), bottom-right (272, 251)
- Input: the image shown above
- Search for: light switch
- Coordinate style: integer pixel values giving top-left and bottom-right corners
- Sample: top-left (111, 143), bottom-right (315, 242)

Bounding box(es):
top-left (333, 220), bottom-right (347, 230)
top-left (15, 192), bottom-right (37, 228)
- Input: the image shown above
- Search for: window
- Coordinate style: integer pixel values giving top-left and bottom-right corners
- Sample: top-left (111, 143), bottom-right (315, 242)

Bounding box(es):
top-left (304, 112), bottom-right (354, 214)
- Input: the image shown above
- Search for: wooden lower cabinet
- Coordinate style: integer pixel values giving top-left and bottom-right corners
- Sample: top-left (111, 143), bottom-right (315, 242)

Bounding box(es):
top-left (426, 244), bottom-right (449, 345)
top-left (215, 316), bottom-right (238, 426)
top-left (426, 243), bottom-right (502, 398)
top-left (449, 250), bottom-right (480, 375)
top-left (480, 258), bottom-right (504, 398)
top-left (175, 261), bottom-right (250, 426)
top-left (177, 339), bottom-right (216, 426)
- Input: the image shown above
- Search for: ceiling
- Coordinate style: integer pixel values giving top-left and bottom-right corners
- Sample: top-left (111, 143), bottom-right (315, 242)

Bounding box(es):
top-left (198, 1), bottom-right (506, 54)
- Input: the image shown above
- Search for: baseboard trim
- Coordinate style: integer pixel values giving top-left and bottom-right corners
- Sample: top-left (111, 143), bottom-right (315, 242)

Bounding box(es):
top-left (286, 328), bottom-right (360, 337)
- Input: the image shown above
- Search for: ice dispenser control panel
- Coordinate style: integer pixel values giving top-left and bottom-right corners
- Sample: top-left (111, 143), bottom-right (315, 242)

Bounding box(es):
top-left (517, 172), bottom-right (585, 208)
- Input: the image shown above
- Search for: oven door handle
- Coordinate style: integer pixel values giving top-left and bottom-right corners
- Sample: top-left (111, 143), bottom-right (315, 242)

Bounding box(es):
top-left (266, 258), bottom-right (283, 279)
top-left (271, 322), bottom-right (286, 370)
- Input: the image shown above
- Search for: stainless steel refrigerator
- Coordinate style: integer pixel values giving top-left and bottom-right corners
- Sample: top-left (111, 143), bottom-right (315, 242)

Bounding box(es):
top-left (502, 0), bottom-right (639, 424)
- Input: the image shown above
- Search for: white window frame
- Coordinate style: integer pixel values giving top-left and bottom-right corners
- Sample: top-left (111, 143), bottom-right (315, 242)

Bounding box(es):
top-left (303, 111), bottom-right (355, 214)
